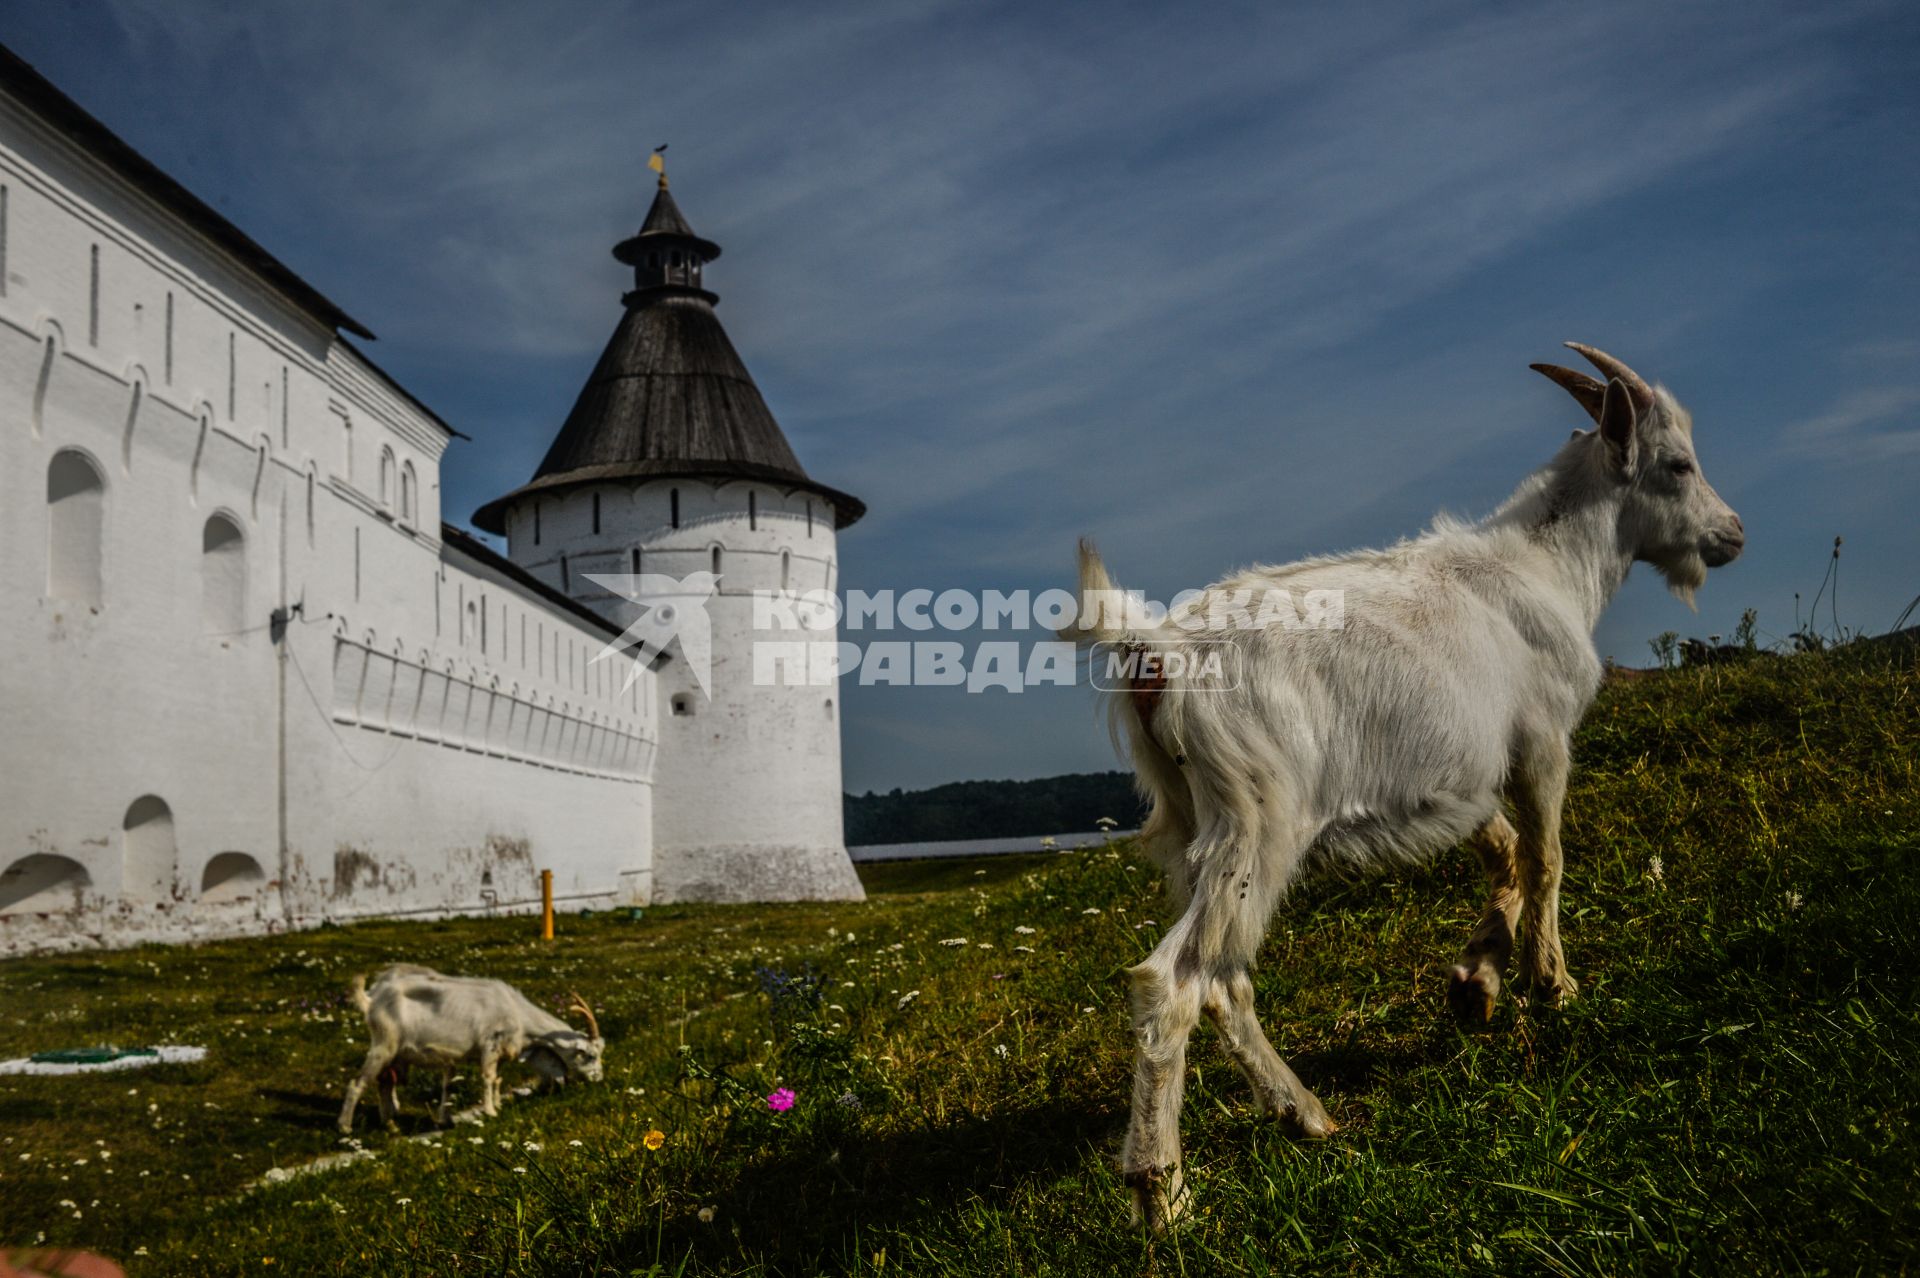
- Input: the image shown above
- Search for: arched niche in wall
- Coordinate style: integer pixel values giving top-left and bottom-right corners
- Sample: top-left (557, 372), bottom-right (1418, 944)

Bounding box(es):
top-left (202, 513), bottom-right (246, 635)
top-left (122, 794), bottom-right (177, 905)
top-left (199, 852), bottom-right (265, 905)
top-left (47, 449), bottom-right (106, 608)
top-left (0, 853), bottom-right (92, 915)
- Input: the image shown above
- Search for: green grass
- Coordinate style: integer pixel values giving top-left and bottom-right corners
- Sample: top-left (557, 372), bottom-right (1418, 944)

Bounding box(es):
top-left (2, 644), bottom-right (1916, 1276)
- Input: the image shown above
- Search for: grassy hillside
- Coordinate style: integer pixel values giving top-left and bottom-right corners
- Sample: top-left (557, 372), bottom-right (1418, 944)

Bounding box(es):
top-left (1, 643), bottom-right (1915, 1276)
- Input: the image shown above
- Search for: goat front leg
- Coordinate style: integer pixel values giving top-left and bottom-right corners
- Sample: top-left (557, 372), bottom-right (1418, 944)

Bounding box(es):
top-left (1448, 812), bottom-right (1524, 1022)
top-left (1511, 738), bottom-right (1577, 1004)
top-left (1203, 967), bottom-right (1335, 1137)
top-left (480, 1051), bottom-right (502, 1118)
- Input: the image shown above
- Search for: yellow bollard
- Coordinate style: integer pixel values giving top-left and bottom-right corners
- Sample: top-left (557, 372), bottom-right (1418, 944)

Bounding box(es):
top-left (541, 869), bottom-right (554, 941)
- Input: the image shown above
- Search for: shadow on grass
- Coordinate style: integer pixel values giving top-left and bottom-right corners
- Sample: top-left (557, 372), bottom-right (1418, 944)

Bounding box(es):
top-left (612, 1099), bottom-right (1123, 1271)
top-left (256, 1086), bottom-right (345, 1130)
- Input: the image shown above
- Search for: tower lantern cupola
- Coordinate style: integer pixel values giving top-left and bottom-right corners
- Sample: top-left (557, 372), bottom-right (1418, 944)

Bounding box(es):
top-left (613, 168), bottom-right (723, 300)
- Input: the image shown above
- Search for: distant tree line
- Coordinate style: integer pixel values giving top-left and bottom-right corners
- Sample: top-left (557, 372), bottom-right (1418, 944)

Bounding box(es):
top-left (843, 772), bottom-right (1146, 846)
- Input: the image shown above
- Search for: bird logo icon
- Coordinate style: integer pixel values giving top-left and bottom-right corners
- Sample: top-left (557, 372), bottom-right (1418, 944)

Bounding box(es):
top-left (584, 570), bottom-right (721, 697)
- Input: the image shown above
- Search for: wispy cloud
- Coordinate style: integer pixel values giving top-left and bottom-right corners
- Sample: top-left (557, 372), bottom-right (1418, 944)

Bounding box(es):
top-left (1784, 387), bottom-right (1920, 459)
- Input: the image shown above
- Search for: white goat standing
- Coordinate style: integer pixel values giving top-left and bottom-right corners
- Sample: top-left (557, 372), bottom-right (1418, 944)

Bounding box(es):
top-left (1069, 345), bottom-right (1744, 1228)
top-left (337, 964), bottom-right (605, 1133)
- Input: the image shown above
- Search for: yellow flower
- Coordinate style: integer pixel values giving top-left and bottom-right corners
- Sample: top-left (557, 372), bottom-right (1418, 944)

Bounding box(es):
top-left (643, 1129), bottom-right (666, 1151)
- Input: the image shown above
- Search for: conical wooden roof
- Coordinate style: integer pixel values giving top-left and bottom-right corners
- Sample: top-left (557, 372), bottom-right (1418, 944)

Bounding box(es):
top-left (473, 182), bottom-right (863, 533)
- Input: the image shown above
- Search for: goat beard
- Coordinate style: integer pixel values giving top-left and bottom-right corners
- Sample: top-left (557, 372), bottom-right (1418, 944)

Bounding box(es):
top-left (1658, 551), bottom-right (1709, 610)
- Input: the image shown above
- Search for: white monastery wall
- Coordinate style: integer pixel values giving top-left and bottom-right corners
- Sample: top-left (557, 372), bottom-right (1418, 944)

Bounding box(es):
top-left (0, 85), bottom-right (654, 955)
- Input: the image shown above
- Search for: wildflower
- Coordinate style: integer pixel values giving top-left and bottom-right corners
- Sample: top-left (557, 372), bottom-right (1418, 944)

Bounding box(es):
top-left (836, 1091), bottom-right (862, 1111)
top-left (1096, 816), bottom-right (1119, 831)
top-left (1081, 907), bottom-right (1102, 916)
top-left (568, 1139), bottom-right (584, 1148)
top-left (994, 1043), bottom-right (1010, 1059)
top-left (1786, 890), bottom-right (1804, 912)
top-left (976, 942), bottom-right (994, 949)
top-left (1041, 837), bottom-right (1059, 849)
top-left (512, 1165), bottom-right (527, 1174)
top-left (395, 1197), bottom-right (413, 1206)
top-left (522, 1141), bottom-right (542, 1153)
top-left (1082, 1006), bottom-right (1096, 1014)
top-left (766, 1088), bottom-right (797, 1113)
top-left (643, 1129), bottom-right (666, 1151)
top-left (1647, 856), bottom-right (1665, 885)
top-left (698, 1205), bottom-right (717, 1223)
top-left (896, 989), bottom-right (921, 1009)
top-left (468, 1137), bottom-right (484, 1146)
top-left (938, 937), bottom-right (968, 947)
top-left (1013, 945), bottom-right (1034, 954)
top-left (1014, 926), bottom-right (1036, 935)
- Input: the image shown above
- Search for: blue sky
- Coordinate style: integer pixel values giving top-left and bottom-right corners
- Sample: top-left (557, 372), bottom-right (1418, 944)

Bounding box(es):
top-left (8, 1), bottom-right (1917, 793)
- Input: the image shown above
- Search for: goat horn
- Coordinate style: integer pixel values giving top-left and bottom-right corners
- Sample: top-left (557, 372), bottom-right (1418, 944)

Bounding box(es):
top-left (567, 990), bottom-right (601, 1042)
top-left (1529, 363), bottom-right (1607, 423)
top-left (1564, 342), bottom-right (1653, 413)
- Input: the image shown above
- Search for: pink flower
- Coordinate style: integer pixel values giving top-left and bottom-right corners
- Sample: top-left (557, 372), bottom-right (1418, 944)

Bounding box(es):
top-left (766, 1087), bottom-right (796, 1113)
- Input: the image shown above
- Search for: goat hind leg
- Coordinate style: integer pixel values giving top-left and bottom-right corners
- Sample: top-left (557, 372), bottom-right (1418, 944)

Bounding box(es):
top-left (1448, 812), bottom-right (1524, 1023)
top-left (1203, 967), bottom-right (1334, 1137)
top-left (337, 1055), bottom-right (384, 1135)
top-left (1121, 927), bottom-right (1207, 1231)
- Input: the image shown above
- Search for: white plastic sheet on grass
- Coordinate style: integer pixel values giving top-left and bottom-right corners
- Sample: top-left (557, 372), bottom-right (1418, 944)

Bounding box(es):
top-left (0, 1045), bottom-right (208, 1075)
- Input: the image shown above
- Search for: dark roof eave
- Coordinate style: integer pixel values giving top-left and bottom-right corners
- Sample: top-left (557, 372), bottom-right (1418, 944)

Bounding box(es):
top-left (439, 523), bottom-right (624, 639)
top-left (471, 460), bottom-right (866, 534)
top-left (0, 43), bottom-right (376, 342)
top-left (338, 338), bottom-right (466, 440)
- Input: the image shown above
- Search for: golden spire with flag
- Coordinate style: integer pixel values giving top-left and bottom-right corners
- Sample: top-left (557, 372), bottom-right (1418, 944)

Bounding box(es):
top-left (649, 143), bottom-right (668, 189)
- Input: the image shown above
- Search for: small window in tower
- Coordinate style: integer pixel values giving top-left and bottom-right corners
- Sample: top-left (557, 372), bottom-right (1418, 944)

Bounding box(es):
top-left (781, 550), bottom-right (791, 591)
top-left (533, 502), bottom-right (542, 545)
top-left (670, 489), bottom-right (680, 528)
top-left (671, 694), bottom-right (694, 717)
top-left (825, 698), bottom-right (835, 720)
top-left (631, 547), bottom-right (642, 574)
top-left (806, 500), bottom-right (814, 537)
top-left (592, 492), bottom-right (601, 534)
top-left (711, 546), bottom-right (722, 577)
top-left (749, 491), bottom-right (757, 530)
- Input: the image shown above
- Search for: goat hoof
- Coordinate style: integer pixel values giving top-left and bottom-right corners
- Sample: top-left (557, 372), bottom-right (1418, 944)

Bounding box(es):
top-left (1448, 965), bottom-right (1498, 1023)
top-left (1514, 971), bottom-right (1579, 1007)
top-left (1280, 1094), bottom-right (1337, 1140)
top-left (1124, 1164), bottom-right (1188, 1232)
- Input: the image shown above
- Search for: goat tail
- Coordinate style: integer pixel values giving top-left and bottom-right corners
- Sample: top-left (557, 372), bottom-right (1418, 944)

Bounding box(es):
top-left (1062, 538), bottom-right (1137, 648)
top-left (1063, 538), bottom-right (1198, 874)
top-left (349, 972), bottom-right (371, 1016)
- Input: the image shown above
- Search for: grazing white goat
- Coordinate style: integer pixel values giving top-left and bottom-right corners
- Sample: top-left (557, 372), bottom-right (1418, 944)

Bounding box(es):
top-left (337, 964), bottom-right (604, 1134)
top-left (1068, 345), bottom-right (1743, 1227)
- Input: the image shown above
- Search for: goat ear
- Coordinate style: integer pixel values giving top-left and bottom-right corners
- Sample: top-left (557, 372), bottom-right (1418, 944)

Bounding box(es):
top-left (1599, 376), bottom-right (1637, 470)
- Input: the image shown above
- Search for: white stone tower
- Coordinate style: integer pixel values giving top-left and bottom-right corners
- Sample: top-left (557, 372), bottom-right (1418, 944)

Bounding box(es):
top-left (474, 169), bottom-right (865, 903)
